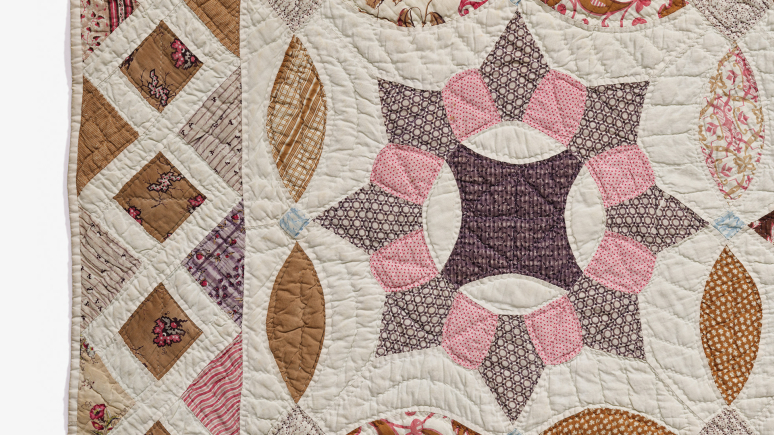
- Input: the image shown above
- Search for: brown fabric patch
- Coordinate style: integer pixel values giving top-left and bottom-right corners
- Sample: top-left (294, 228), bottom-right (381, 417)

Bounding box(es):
top-left (120, 21), bottom-right (203, 111)
top-left (543, 408), bottom-right (676, 435)
top-left (267, 36), bottom-right (327, 202)
top-left (184, 0), bottom-right (240, 57)
top-left (146, 421), bottom-right (172, 435)
top-left (700, 246), bottom-right (762, 404)
top-left (113, 152), bottom-right (206, 243)
top-left (266, 243), bottom-right (325, 402)
top-left (119, 283), bottom-right (203, 380)
top-left (80, 207), bottom-right (143, 329)
top-left (451, 420), bottom-right (481, 435)
top-left (78, 78), bottom-right (139, 194)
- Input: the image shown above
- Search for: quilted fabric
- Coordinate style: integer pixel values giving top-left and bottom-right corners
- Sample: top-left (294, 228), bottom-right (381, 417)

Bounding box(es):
top-left (66, 0), bottom-right (774, 434)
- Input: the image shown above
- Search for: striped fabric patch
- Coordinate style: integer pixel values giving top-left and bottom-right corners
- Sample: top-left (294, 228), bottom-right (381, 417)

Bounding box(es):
top-left (267, 36), bottom-right (327, 202)
top-left (180, 68), bottom-right (243, 193)
top-left (182, 334), bottom-right (242, 435)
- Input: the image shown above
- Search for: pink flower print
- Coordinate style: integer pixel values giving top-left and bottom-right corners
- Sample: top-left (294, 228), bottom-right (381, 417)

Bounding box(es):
top-left (90, 404), bottom-right (106, 421)
top-left (171, 39), bottom-right (199, 69)
top-left (126, 206), bottom-right (143, 225)
top-left (188, 194), bottom-right (205, 210)
top-left (556, 3), bottom-right (567, 14)
top-left (152, 316), bottom-right (187, 347)
top-left (632, 17), bottom-right (647, 25)
top-left (634, 0), bottom-right (650, 12)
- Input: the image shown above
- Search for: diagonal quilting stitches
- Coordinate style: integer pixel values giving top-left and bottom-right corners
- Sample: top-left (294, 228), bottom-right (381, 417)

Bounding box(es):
top-left (314, 183), bottom-right (423, 254)
top-left (182, 334), bottom-right (242, 435)
top-left (184, 201), bottom-right (245, 325)
top-left (80, 207), bottom-right (142, 329)
top-left (568, 275), bottom-right (645, 359)
top-left (267, 36), bottom-right (327, 202)
top-left (378, 79), bottom-right (460, 160)
top-left (376, 276), bottom-right (458, 357)
top-left (700, 247), bottom-right (762, 404)
top-left (120, 21), bottom-right (203, 111)
top-left (442, 145), bottom-right (583, 291)
top-left (113, 152), bottom-right (206, 243)
top-left (180, 68), bottom-right (243, 193)
top-left (119, 283), bottom-right (203, 380)
top-left (606, 186), bottom-right (708, 255)
top-left (184, 0), bottom-right (240, 57)
top-left (265, 0), bottom-right (323, 32)
top-left (77, 78), bottom-right (139, 195)
top-left (479, 315), bottom-right (544, 422)
top-left (567, 81), bottom-right (649, 162)
top-left (479, 12), bottom-right (549, 122)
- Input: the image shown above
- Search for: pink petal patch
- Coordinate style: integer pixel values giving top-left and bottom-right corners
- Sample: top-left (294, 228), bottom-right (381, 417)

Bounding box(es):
top-left (370, 143), bottom-right (445, 205)
top-left (524, 296), bottom-right (583, 365)
top-left (442, 293), bottom-right (498, 369)
top-left (442, 68), bottom-right (502, 141)
top-left (523, 70), bottom-right (587, 145)
top-left (370, 229), bottom-right (438, 292)
top-left (586, 144), bottom-right (655, 207)
top-left (584, 230), bottom-right (657, 294)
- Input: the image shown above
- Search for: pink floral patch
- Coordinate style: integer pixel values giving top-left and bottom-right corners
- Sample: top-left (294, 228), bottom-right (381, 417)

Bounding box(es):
top-left (370, 144), bottom-right (445, 205)
top-left (584, 231), bottom-right (657, 294)
top-left (370, 229), bottom-right (438, 292)
top-left (442, 293), bottom-right (498, 369)
top-left (524, 296), bottom-right (583, 365)
top-left (442, 69), bottom-right (502, 141)
top-left (586, 144), bottom-right (655, 208)
top-left (523, 70), bottom-right (587, 146)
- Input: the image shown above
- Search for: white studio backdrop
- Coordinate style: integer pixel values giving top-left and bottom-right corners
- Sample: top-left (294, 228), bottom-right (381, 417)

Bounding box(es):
top-left (0, 1), bottom-right (72, 434)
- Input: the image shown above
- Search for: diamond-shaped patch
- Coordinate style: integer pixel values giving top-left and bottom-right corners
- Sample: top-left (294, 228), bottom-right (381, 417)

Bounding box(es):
top-left (119, 283), bottom-right (202, 379)
top-left (120, 21), bottom-right (203, 111)
top-left (713, 211), bottom-right (745, 239)
top-left (114, 152), bottom-right (205, 243)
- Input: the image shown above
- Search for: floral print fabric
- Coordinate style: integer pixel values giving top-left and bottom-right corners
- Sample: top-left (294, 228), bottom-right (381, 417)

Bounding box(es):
top-left (699, 46), bottom-right (765, 201)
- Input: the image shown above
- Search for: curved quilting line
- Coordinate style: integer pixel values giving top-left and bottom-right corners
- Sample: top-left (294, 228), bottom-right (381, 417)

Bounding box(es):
top-left (523, 0), bottom-right (692, 36)
top-left (339, 0), bottom-right (499, 31)
top-left (321, 0), bottom-right (518, 90)
top-left (422, 162), bottom-right (462, 272)
top-left (463, 120), bottom-right (568, 164)
top-left (441, 293), bottom-right (499, 369)
top-left (525, 0), bottom-right (689, 32)
top-left (542, 406), bottom-right (678, 434)
top-left (338, 409), bottom-right (486, 435)
top-left (461, 283), bottom-right (566, 316)
top-left (564, 168), bottom-right (607, 269)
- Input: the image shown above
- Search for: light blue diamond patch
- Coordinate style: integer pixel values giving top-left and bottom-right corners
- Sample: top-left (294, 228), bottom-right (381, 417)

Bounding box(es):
top-left (713, 211), bottom-right (745, 239)
top-left (280, 207), bottom-right (310, 238)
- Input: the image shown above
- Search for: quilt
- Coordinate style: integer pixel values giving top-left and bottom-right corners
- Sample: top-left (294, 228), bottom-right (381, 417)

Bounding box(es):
top-left (66, 0), bottom-right (774, 433)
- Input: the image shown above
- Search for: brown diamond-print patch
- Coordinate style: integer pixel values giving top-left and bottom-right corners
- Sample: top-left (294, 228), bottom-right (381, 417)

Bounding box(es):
top-left (119, 283), bottom-right (202, 380)
top-left (120, 21), bottom-right (203, 112)
top-left (114, 152), bottom-right (206, 243)
top-left (146, 421), bottom-right (172, 435)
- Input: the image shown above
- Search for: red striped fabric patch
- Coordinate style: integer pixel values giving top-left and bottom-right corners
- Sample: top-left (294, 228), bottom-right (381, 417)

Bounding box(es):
top-left (182, 334), bottom-right (242, 435)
